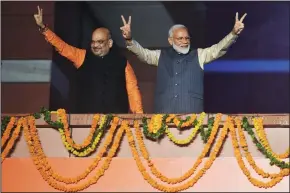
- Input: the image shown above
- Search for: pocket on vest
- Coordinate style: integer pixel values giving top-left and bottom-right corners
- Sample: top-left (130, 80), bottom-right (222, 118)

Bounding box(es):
top-left (188, 91), bottom-right (203, 100)
top-left (188, 92), bottom-right (204, 113)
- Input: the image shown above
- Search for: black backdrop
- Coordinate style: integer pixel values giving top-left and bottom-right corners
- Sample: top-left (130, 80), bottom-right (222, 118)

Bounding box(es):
top-left (49, 1), bottom-right (290, 114)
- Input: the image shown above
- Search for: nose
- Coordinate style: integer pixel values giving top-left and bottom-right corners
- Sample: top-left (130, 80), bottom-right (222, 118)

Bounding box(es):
top-left (92, 42), bottom-right (98, 47)
top-left (181, 38), bottom-right (189, 44)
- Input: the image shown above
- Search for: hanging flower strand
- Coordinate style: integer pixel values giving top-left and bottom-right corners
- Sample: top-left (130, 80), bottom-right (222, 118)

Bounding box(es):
top-left (133, 113), bottom-right (222, 185)
top-left (235, 117), bottom-right (289, 179)
top-left (229, 118), bottom-right (284, 188)
top-left (173, 114), bottom-right (197, 129)
top-left (1, 117), bottom-right (16, 148)
top-left (57, 108), bottom-right (101, 150)
top-left (1, 118), bottom-right (23, 163)
top-left (253, 117), bottom-right (289, 160)
top-left (59, 114), bottom-right (109, 157)
top-left (166, 112), bottom-right (206, 145)
top-left (24, 116), bottom-right (126, 191)
top-left (126, 116), bottom-right (230, 192)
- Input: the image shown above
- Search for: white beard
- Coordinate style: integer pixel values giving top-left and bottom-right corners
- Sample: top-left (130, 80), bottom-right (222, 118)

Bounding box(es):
top-left (173, 42), bottom-right (190, 54)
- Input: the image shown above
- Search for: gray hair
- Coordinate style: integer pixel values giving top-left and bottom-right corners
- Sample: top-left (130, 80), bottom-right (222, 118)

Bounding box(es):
top-left (168, 24), bottom-right (187, 38)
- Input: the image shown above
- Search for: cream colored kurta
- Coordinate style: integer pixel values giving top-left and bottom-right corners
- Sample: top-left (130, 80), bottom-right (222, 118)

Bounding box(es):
top-left (126, 32), bottom-right (239, 69)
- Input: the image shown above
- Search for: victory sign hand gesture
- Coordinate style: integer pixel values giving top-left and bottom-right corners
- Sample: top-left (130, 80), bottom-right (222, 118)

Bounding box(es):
top-left (34, 6), bottom-right (45, 28)
top-left (232, 12), bottom-right (247, 35)
top-left (120, 15), bottom-right (132, 40)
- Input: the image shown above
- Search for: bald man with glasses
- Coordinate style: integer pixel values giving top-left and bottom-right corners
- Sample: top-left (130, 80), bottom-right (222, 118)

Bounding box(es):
top-left (34, 6), bottom-right (143, 114)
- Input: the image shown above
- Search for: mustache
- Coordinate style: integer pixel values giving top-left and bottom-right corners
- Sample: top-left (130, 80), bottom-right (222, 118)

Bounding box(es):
top-left (173, 43), bottom-right (190, 54)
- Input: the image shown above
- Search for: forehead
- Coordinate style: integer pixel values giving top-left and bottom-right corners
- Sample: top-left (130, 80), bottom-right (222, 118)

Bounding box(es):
top-left (173, 28), bottom-right (189, 37)
top-left (92, 31), bottom-right (108, 40)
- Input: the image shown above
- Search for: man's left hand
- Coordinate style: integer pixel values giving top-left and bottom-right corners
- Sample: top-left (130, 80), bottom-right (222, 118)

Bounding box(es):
top-left (232, 12), bottom-right (247, 35)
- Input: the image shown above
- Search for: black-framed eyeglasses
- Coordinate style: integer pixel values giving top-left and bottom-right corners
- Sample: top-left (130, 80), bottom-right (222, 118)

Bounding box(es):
top-left (91, 39), bottom-right (110, 46)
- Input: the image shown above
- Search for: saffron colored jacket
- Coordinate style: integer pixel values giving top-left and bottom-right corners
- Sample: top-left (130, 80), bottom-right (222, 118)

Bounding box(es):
top-left (42, 28), bottom-right (143, 113)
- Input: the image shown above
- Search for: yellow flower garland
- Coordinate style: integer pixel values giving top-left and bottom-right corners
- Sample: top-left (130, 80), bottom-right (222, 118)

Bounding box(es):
top-left (235, 118), bottom-right (289, 179)
top-left (148, 114), bottom-right (163, 134)
top-left (1, 111), bottom-right (288, 192)
top-left (58, 113), bottom-right (107, 157)
top-left (133, 113), bottom-right (221, 184)
top-left (126, 115), bottom-right (229, 192)
top-left (24, 116), bottom-right (124, 190)
top-left (166, 112), bottom-right (206, 145)
top-left (229, 118), bottom-right (284, 188)
top-left (253, 118), bottom-right (289, 160)
top-left (57, 109), bottom-right (100, 149)
top-left (59, 129), bottom-right (103, 157)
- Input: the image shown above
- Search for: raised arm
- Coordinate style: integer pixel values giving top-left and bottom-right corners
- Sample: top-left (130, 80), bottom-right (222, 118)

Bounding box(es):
top-left (197, 32), bottom-right (238, 69)
top-left (120, 15), bottom-right (160, 66)
top-left (125, 62), bottom-right (144, 114)
top-left (34, 6), bottom-right (85, 68)
top-left (198, 12), bottom-right (247, 69)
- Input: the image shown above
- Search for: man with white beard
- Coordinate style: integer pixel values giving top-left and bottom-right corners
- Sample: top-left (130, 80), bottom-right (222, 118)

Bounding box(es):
top-left (120, 13), bottom-right (247, 113)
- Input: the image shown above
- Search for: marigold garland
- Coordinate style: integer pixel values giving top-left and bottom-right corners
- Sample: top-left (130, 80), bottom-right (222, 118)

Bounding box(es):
top-left (166, 112), bottom-right (206, 145)
top-left (142, 114), bottom-right (169, 140)
top-left (57, 109), bottom-right (101, 150)
top-left (242, 117), bottom-right (289, 169)
top-left (58, 113), bottom-right (108, 157)
top-left (133, 113), bottom-right (222, 185)
top-left (229, 118), bottom-right (285, 188)
top-left (59, 129), bottom-right (103, 157)
top-left (29, 116), bottom-right (120, 185)
top-left (24, 116), bottom-right (126, 191)
top-left (0, 108), bottom-right (289, 192)
top-left (1, 118), bottom-right (23, 163)
top-left (200, 116), bottom-right (215, 143)
top-left (126, 116), bottom-right (230, 192)
top-left (148, 114), bottom-right (163, 133)
top-left (235, 118), bottom-right (289, 179)
top-left (253, 118), bottom-right (289, 160)
top-left (165, 114), bottom-right (176, 123)
top-left (173, 114), bottom-right (197, 129)
top-left (1, 117), bottom-right (16, 148)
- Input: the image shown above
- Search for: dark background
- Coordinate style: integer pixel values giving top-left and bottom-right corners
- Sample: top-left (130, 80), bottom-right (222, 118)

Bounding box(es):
top-left (2, 1), bottom-right (289, 114)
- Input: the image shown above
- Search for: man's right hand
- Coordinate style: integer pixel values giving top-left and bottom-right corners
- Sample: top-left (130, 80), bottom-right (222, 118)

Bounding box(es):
top-left (34, 6), bottom-right (45, 28)
top-left (120, 15), bottom-right (132, 41)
